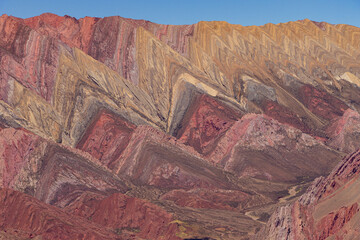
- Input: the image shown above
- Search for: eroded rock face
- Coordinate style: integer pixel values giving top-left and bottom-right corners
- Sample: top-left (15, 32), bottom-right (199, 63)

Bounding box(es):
top-left (298, 84), bottom-right (349, 121)
top-left (0, 15), bottom-right (60, 102)
top-left (0, 188), bottom-right (121, 240)
top-left (0, 127), bottom-right (129, 203)
top-left (262, 100), bottom-right (310, 133)
top-left (114, 125), bottom-right (235, 190)
top-left (77, 109), bottom-right (136, 169)
top-left (316, 203), bottom-right (359, 239)
top-left (22, 13), bottom-right (194, 84)
top-left (64, 191), bottom-right (180, 240)
top-left (1, 12), bottom-right (360, 239)
top-left (208, 114), bottom-right (339, 182)
top-left (0, 128), bottom-right (181, 240)
top-left (326, 109), bottom-right (360, 153)
top-left (256, 150), bottom-right (360, 240)
top-left (0, 187), bottom-right (181, 240)
top-left (176, 94), bottom-right (242, 155)
top-left (0, 128), bottom-right (41, 188)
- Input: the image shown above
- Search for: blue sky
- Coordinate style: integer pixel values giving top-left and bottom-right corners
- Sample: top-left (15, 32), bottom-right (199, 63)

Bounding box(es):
top-left (1, 0), bottom-right (359, 27)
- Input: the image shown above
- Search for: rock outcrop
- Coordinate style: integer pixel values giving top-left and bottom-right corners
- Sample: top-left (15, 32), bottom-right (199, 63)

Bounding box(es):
top-left (255, 150), bottom-right (360, 240)
top-left (1, 12), bottom-right (360, 239)
top-left (326, 109), bottom-right (360, 153)
top-left (0, 188), bottom-right (121, 240)
top-left (208, 114), bottom-right (340, 182)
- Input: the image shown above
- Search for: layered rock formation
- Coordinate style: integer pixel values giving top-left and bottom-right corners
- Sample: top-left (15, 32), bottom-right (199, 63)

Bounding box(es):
top-left (256, 149), bottom-right (360, 240)
top-left (0, 12), bottom-right (359, 239)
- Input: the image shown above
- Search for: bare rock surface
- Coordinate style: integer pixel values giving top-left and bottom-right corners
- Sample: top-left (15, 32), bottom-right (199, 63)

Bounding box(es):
top-left (1, 12), bottom-right (360, 239)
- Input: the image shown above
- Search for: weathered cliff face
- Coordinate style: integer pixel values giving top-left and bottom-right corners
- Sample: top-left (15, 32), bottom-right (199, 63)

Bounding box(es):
top-left (207, 113), bottom-right (340, 182)
top-left (64, 191), bottom-right (180, 240)
top-left (0, 188), bottom-right (121, 240)
top-left (326, 109), bottom-right (360, 153)
top-left (0, 187), bottom-right (181, 240)
top-left (0, 12), bottom-right (359, 239)
top-left (255, 150), bottom-right (360, 240)
top-left (0, 127), bottom-right (181, 240)
top-left (3, 13), bottom-right (360, 143)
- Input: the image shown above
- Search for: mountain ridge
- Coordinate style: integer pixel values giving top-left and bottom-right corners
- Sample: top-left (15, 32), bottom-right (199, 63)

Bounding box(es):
top-left (0, 13), bottom-right (359, 239)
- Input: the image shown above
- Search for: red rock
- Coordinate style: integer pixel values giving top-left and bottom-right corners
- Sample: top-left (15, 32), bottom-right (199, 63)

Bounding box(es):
top-left (177, 94), bottom-right (242, 155)
top-left (0, 127), bottom-right (129, 207)
top-left (326, 108), bottom-right (360, 153)
top-left (312, 150), bottom-right (360, 201)
top-left (262, 99), bottom-right (310, 133)
top-left (1, 12), bottom-right (360, 239)
top-left (298, 85), bottom-right (348, 121)
top-left (0, 128), bottom-right (40, 188)
top-left (0, 15), bottom-right (60, 102)
top-left (24, 13), bottom-right (99, 53)
top-left (77, 110), bottom-right (136, 169)
top-left (65, 191), bottom-right (180, 240)
top-left (161, 188), bottom-right (253, 210)
top-left (0, 188), bottom-right (122, 240)
top-left (76, 114), bottom-right (218, 190)
top-left (114, 125), bottom-right (234, 190)
top-left (312, 21), bottom-right (327, 31)
top-left (0, 126), bottom-right (182, 239)
top-left (208, 113), bottom-right (339, 182)
top-left (256, 150), bottom-right (360, 240)
top-left (22, 13), bottom-right (194, 84)
top-left (316, 203), bottom-right (359, 240)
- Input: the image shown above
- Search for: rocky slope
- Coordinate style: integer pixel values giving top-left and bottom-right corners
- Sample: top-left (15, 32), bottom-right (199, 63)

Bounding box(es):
top-left (255, 149), bottom-right (360, 240)
top-left (0, 12), bottom-right (359, 239)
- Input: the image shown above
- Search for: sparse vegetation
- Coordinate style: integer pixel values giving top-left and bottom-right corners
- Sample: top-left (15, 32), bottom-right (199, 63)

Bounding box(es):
top-left (258, 212), bottom-right (271, 222)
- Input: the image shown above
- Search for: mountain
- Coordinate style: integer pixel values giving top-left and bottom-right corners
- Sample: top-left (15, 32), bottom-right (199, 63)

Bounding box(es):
top-left (0, 12), bottom-right (359, 239)
top-left (255, 149), bottom-right (360, 239)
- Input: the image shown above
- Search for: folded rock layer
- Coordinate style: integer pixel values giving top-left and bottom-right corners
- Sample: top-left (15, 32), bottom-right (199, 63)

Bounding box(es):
top-left (0, 13), bottom-right (359, 239)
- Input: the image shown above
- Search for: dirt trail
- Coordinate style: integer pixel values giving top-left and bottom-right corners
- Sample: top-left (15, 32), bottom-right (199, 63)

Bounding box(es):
top-left (244, 211), bottom-right (260, 222)
top-left (279, 185), bottom-right (299, 203)
top-left (245, 184), bottom-right (304, 224)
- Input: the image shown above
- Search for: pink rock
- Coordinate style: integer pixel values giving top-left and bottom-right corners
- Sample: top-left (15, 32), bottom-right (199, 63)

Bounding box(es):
top-left (326, 108), bottom-right (360, 153)
top-left (65, 191), bottom-right (180, 240)
top-left (177, 94), bottom-right (242, 155)
top-left (0, 128), bottom-right (40, 188)
top-left (77, 110), bottom-right (136, 169)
